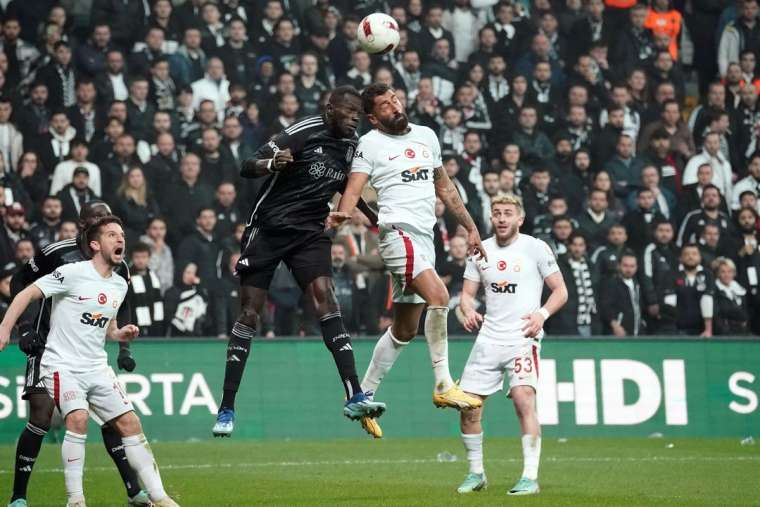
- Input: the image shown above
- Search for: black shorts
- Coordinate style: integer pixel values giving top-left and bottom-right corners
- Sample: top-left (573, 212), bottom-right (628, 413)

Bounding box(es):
top-left (237, 227), bottom-right (332, 290)
top-left (22, 351), bottom-right (46, 400)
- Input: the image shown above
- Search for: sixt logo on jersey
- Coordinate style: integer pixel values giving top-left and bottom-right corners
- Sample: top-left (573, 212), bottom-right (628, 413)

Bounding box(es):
top-left (80, 312), bottom-right (110, 328)
top-left (490, 280), bottom-right (517, 294)
top-left (401, 166), bottom-right (429, 182)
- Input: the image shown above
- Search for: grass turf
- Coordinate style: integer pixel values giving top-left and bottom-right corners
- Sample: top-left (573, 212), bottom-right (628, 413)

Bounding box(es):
top-left (1, 437), bottom-right (758, 506)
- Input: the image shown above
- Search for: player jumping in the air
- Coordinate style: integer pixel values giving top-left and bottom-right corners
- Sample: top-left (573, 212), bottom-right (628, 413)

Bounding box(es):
top-left (212, 85), bottom-right (385, 437)
top-left (0, 202), bottom-right (149, 507)
top-left (330, 83), bottom-right (487, 438)
top-left (0, 217), bottom-right (179, 507)
top-left (456, 194), bottom-right (567, 496)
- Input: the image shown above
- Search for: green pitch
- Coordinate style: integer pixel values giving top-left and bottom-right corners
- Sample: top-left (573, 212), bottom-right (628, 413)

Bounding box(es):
top-left (1, 437), bottom-right (758, 506)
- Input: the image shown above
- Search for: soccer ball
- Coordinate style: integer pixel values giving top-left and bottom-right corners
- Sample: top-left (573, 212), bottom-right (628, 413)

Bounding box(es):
top-left (357, 13), bottom-right (400, 55)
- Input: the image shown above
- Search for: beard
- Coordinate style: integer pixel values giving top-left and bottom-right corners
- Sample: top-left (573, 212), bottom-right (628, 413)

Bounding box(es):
top-left (379, 112), bottom-right (409, 134)
top-left (495, 223), bottom-right (519, 242)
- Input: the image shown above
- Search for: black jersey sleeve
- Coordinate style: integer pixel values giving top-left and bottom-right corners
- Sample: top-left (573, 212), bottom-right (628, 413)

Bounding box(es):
top-left (250, 117), bottom-right (323, 163)
top-left (10, 248), bottom-right (61, 298)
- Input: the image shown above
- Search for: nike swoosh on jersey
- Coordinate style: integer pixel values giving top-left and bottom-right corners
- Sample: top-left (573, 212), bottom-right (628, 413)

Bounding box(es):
top-left (78, 296), bottom-right (92, 300)
top-left (388, 155), bottom-right (400, 160)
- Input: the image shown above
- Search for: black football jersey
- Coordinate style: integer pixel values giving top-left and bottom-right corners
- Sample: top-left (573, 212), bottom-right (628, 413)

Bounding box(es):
top-left (245, 116), bottom-right (358, 231)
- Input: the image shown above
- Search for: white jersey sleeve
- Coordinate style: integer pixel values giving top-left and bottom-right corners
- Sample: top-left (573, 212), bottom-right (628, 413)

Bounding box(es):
top-left (428, 127), bottom-right (442, 167)
top-left (464, 257), bottom-right (481, 282)
top-left (34, 263), bottom-right (76, 298)
top-left (351, 138), bottom-right (374, 175)
top-left (536, 239), bottom-right (560, 279)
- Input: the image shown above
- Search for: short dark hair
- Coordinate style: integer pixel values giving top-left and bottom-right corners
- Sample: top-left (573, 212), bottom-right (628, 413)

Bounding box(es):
top-left (132, 242), bottom-right (151, 256)
top-left (619, 249), bottom-right (638, 262)
top-left (702, 183), bottom-right (721, 196)
top-left (197, 206), bottom-right (215, 218)
top-left (652, 127), bottom-right (670, 140)
top-left (361, 82), bottom-right (393, 115)
top-left (87, 216), bottom-right (123, 243)
top-left (329, 85), bottom-right (361, 105)
top-left (568, 231), bottom-right (587, 244)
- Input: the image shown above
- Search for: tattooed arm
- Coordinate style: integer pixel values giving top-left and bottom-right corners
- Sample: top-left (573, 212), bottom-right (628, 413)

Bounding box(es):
top-left (433, 166), bottom-right (487, 260)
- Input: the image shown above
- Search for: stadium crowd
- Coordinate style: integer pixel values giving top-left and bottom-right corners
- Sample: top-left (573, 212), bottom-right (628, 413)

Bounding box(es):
top-left (0, 0), bottom-right (758, 338)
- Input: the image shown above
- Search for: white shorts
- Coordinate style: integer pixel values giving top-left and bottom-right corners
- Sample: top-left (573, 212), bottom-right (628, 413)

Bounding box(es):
top-left (379, 226), bottom-right (436, 304)
top-left (459, 340), bottom-right (541, 397)
top-left (42, 366), bottom-right (134, 422)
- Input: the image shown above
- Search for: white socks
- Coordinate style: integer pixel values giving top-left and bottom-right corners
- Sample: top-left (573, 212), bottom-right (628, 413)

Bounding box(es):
top-left (123, 433), bottom-right (167, 502)
top-left (62, 431), bottom-right (87, 502)
top-left (461, 432), bottom-right (484, 474)
top-left (521, 434), bottom-right (542, 480)
top-left (361, 327), bottom-right (407, 393)
top-left (424, 306), bottom-right (454, 392)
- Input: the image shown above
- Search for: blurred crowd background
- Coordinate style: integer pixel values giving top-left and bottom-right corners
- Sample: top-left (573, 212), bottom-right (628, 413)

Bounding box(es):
top-left (0, 0), bottom-right (758, 338)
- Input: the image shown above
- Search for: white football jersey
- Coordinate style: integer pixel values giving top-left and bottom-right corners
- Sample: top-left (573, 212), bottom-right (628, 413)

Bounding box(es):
top-left (464, 234), bottom-right (559, 344)
top-left (352, 123), bottom-right (442, 237)
top-left (35, 260), bottom-right (128, 373)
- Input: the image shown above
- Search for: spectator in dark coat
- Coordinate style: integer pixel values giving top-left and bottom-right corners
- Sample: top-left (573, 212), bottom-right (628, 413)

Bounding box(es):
top-left (57, 167), bottom-right (98, 222)
top-left (712, 256), bottom-right (750, 335)
top-left (164, 153), bottom-right (215, 248)
top-left (213, 182), bottom-right (242, 240)
top-left (75, 23), bottom-right (113, 77)
top-left (548, 233), bottom-right (599, 336)
top-left (600, 251), bottom-right (646, 336)
top-left (28, 196), bottom-right (62, 249)
top-left (91, 0), bottom-right (149, 51)
top-left (0, 203), bottom-right (27, 267)
top-left (577, 189), bottom-right (618, 251)
top-left (35, 41), bottom-right (76, 109)
top-left (128, 242), bottom-right (165, 337)
top-left (126, 76), bottom-right (156, 142)
top-left (16, 82), bottom-right (52, 141)
top-left (17, 152), bottom-right (50, 211)
top-left (511, 105), bottom-right (555, 163)
top-left (622, 188), bottom-right (668, 255)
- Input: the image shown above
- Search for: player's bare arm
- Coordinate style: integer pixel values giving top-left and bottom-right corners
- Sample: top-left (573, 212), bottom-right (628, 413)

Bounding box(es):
top-left (459, 279), bottom-right (483, 332)
top-left (521, 271), bottom-right (568, 338)
top-left (432, 166), bottom-right (487, 261)
top-left (240, 148), bottom-right (294, 177)
top-left (329, 172), bottom-right (370, 228)
top-left (106, 320), bottom-right (140, 342)
top-left (0, 285), bottom-right (44, 351)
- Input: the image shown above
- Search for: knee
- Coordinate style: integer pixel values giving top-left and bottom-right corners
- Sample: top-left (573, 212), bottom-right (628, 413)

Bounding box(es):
top-left (238, 305), bottom-right (259, 328)
top-left (65, 410), bottom-right (89, 434)
top-left (311, 282), bottom-right (339, 317)
top-left (113, 412), bottom-right (142, 437)
top-left (28, 395), bottom-right (54, 431)
top-left (427, 286), bottom-right (450, 307)
top-left (512, 388), bottom-right (536, 416)
top-left (460, 405), bottom-right (483, 428)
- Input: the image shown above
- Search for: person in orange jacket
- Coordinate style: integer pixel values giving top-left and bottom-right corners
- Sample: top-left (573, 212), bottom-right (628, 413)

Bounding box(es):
top-left (645, 0), bottom-right (683, 60)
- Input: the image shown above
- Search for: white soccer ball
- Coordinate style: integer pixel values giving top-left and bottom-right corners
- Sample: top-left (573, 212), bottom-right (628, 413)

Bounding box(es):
top-left (357, 13), bottom-right (400, 55)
